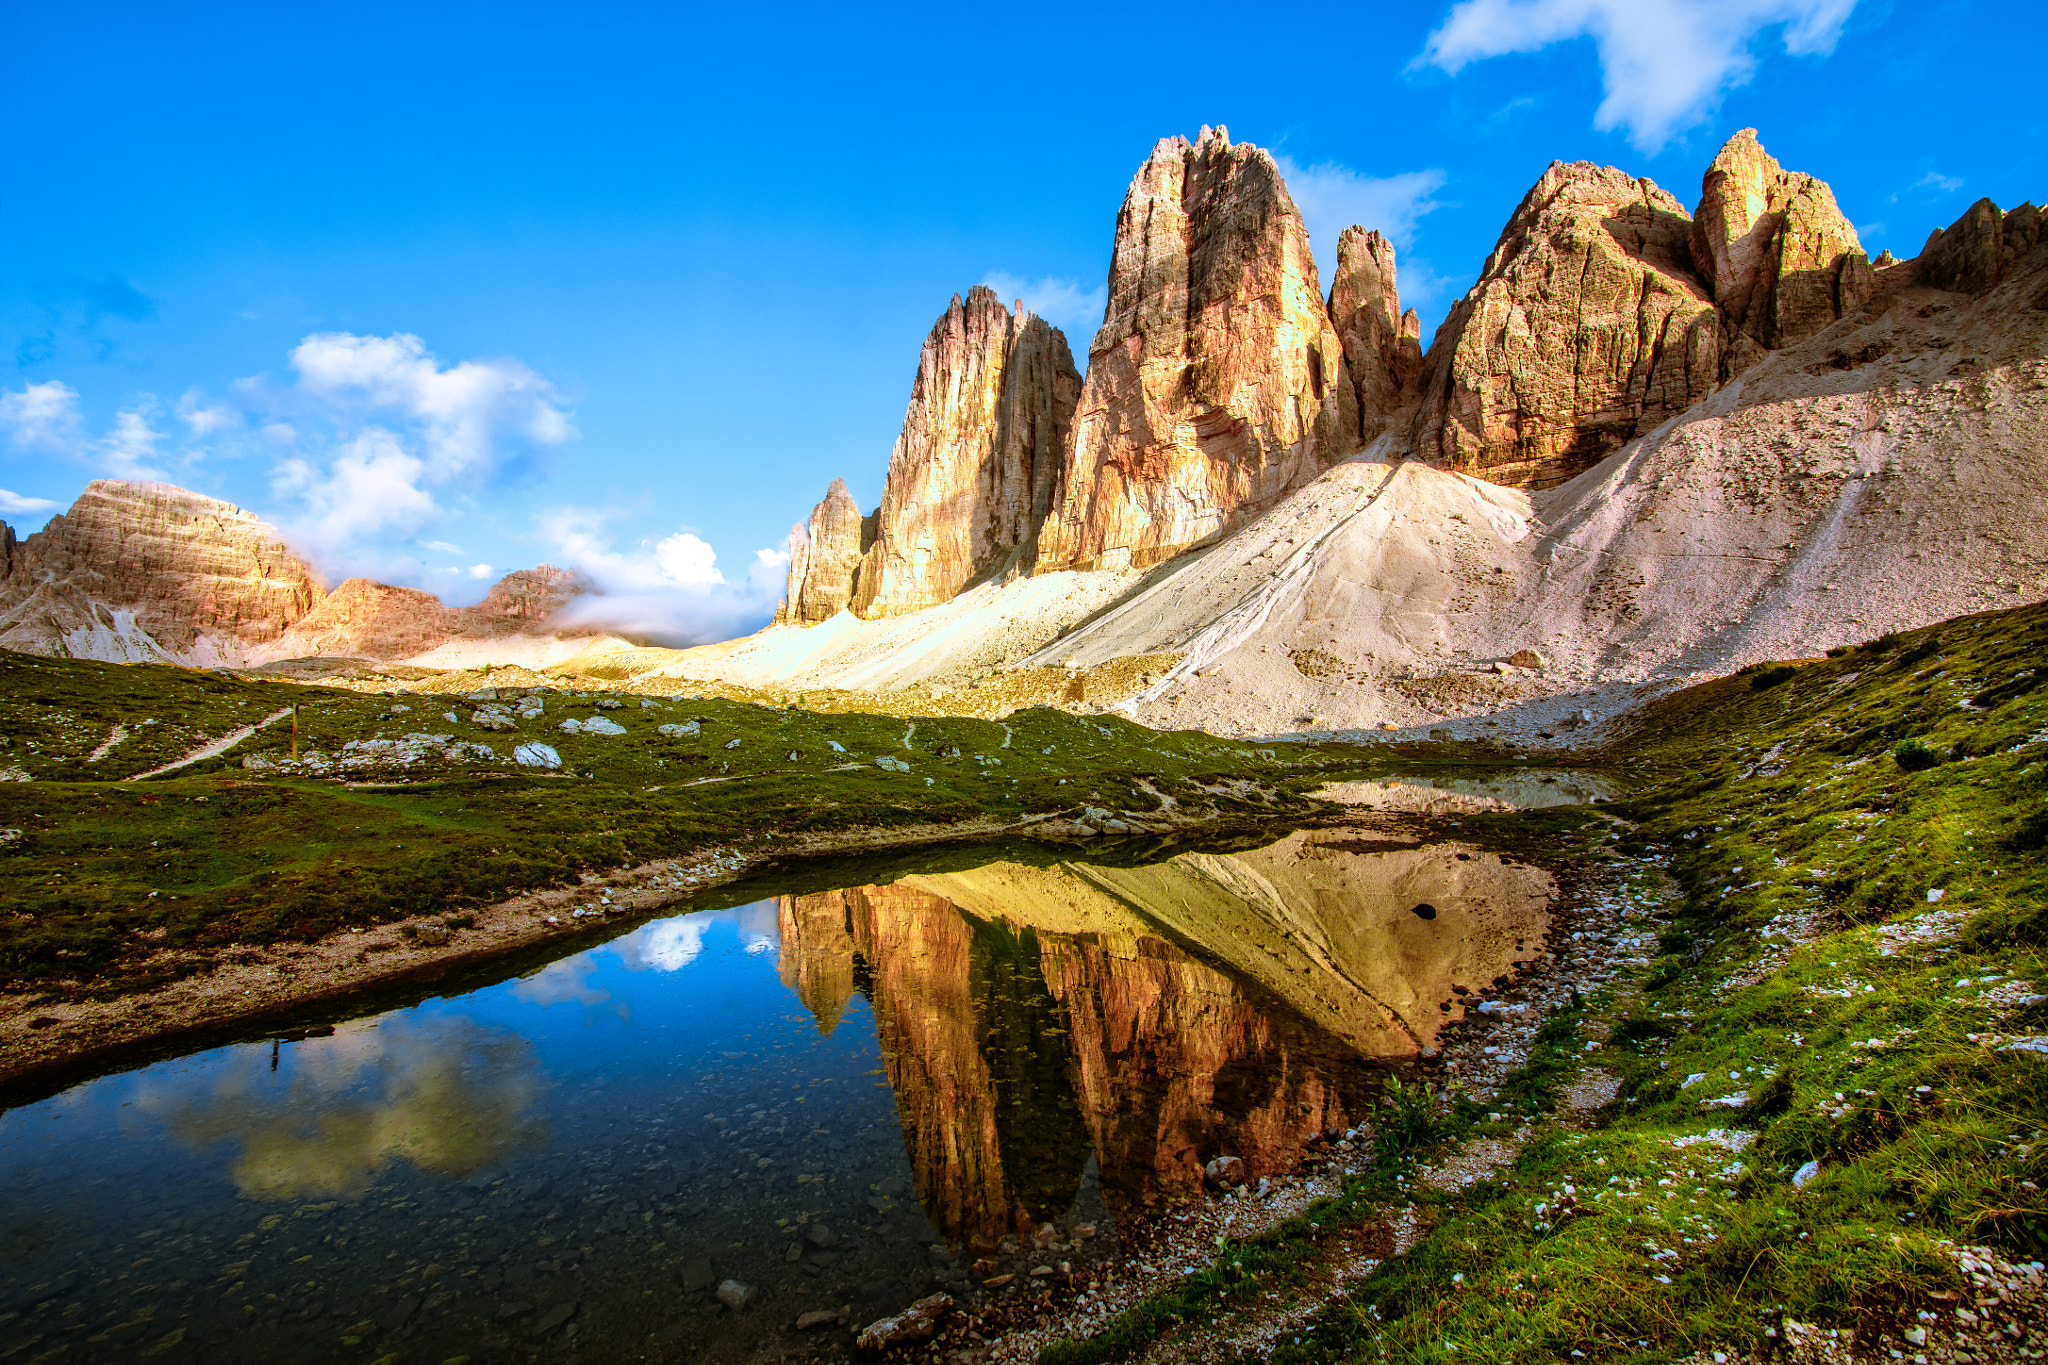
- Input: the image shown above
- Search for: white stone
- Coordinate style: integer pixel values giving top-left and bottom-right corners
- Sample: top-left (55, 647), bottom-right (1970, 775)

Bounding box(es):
top-left (515, 743), bottom-right (562, 769)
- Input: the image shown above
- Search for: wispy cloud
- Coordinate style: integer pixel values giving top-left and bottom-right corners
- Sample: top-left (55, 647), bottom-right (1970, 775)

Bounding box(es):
top-left (978, 272), bottom-right (1108, 339)
top-left (420, 539), bottom-right (463, 555)
top-left (0, 380), bottom-right (169, 479)
top-left (536, 505), bottom-right (789, 647)
top-left (0, 487), bottom-right (62, 518)
top-left (1912, 170), bottom-right (1963, 193)
top-left (1415, 0), bottom-right (1858, 152)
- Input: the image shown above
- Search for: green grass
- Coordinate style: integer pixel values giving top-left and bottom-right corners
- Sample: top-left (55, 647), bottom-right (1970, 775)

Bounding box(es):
top-left (0, 649), bottom-right (1371, 998)
top-left (1034, 602), bottom-right (2048, 1364)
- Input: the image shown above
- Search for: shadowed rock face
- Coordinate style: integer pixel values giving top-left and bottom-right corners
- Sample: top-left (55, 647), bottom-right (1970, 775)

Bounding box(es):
top-left (1410, 161), bottom-right (1723, 490)
top-left (270, 564), bottom-right (589, 660)
top-left (775, 831), bottom-right (1550, 1247)
top-left (853, 288), bottom-right (1082, 617)
top-left (1034, 125), bottom-right (1349, 573)
top-left (1329, 227), bottom-right (1423, 449)
top-left (1690, 128), bottom-right (1873, 370)
top-left (1919, 197), bottom-right (2046, 295)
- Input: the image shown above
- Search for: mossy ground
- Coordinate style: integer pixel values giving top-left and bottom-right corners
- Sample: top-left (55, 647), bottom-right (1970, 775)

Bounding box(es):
top-left (1033, 602), bottom-right (2048, 1364)
top-left (0, 649), bottom-right (1367, 1001)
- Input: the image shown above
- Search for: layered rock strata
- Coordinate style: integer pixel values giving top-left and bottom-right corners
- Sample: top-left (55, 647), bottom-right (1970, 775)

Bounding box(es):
top-left (0, 479), bottom-right (592, 665)
top-left (1033, 125), bottom-right (1349, 572)
top-left (0, 480), bottom-right (324, 664)
top-left (1409, 161), bottom-right (1722, 489)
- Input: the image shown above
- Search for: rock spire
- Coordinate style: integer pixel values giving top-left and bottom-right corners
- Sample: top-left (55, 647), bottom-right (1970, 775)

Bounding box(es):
top-left (853, 287), bottom-right (1081, 617)
top-left (1918, 197), bottom-right (2045, 294)
top-left (1033, 126), bottom-right (1348, 572)
top-left (1690, 128), bottom-right (1873, 370)
top-left (1327, 226), bottom-right (1422, 449)
top-left (776, 477), bottom-right (871, 625)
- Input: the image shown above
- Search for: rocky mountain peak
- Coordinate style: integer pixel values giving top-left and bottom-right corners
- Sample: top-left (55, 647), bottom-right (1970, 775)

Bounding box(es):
top-left (1919, 196), bottom-right (2046, 294)
top-left (1690, 128), bottom-right (1872, 367)
top-left (1033, 129), bottom-right (1346, 572)
top-left (778, 477), bottom-right (871, 625)
top-left (1409, 159), bottom-right (1720, 488)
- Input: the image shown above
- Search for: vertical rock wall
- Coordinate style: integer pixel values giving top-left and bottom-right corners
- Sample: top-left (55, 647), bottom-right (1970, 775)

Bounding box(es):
top-left (1033, 126), bottom-right (1349, 572)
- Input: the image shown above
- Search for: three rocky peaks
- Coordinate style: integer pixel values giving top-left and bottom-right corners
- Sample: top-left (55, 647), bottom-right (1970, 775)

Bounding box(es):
top-left (784, 125), bottom-right (2035, 621)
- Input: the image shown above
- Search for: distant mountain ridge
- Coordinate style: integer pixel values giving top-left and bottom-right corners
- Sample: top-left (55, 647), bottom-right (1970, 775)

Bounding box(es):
top-left (0, 480), bottom-right (600, 668)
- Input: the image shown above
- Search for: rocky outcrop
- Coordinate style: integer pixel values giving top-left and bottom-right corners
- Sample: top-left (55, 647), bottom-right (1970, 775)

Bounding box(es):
top-left (1919, 197), bottom-right (2046, 294)
top-left (0, 480), bottom-right (324, 664)
top-left (1034, 126), bottom-right (1348, 572)
top-left (776, 478), bottom-right (872, 625)
top-left (267, 564), bottom-right (589, 661)
top-left (1410, 161), bottom-right (1722, 489)
top-left (1690, 129), bottom-right (1873, 371)
top-left (0, 479), bottom-right (592, 666)
top-left (1328, 227), bottom-right (1422, 449)
top-left (851, 288), bottom-right (1081, 617)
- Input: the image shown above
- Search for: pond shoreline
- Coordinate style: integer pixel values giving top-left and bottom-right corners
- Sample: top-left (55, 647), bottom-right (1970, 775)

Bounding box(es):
top-left (0, 802), bottom-right (1327, 1109)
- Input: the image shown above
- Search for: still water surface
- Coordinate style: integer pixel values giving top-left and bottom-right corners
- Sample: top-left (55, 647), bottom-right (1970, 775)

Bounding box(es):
top-left (1, 796), bottom-right (1567, 1363)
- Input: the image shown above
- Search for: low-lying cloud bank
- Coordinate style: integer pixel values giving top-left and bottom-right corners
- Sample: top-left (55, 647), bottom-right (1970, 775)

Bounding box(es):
top-left (537, 504), bottom-right (789, 648)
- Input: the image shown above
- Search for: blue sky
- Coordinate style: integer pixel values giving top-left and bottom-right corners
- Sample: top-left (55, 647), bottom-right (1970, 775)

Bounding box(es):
top-left (2, 0), bottom-right (2041, 643)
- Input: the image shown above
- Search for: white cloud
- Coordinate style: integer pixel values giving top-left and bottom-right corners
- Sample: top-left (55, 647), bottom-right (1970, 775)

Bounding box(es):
top-left (420, 539), bottom-right (462, 554)
top-left (177, 388), bottom-right (240, 438)
top-left (0, 381), bottom-right (86, 455)
top-left (979, 272), bottom-right (1108, 339)
top-left (468, 563), bottom-right (494, 579)
top-left (0, 487), bottom-right (62, 517)
top-left (1912, 170), bottom-right (1964, 193)
top-left (1416, 0), bottom-right (1859, 152)
top-left (536, 505), bottom-right (789, 647)
top-left (1272, 158), bottom-right (1449, 296)
top-left (0, 380), bottom-right (168, 479)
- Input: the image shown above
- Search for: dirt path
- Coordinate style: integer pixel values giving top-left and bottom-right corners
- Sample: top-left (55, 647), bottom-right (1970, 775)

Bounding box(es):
top-left (122, 706), bottom-right (293, 781)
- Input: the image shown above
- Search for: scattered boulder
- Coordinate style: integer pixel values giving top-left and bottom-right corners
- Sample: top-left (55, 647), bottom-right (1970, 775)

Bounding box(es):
top-left (412, 923), bottom-right (450, 947)
top-left (856, 1293), bottom-right (953, 1355)
top-left (578, 716), bottom-right (626, 736)
top-left (874, 755), bottom-right (910, 772)
top-left (716, 1279), bottom-right (757, 1311)
top-left (513, 743), bottom-right (561, 769)
top-left (592, 697), bottom-right (623, 710)
top-left (470, 706), bottom-right (517, 730)
top-left (796, 1310), bottom-right (842, 1330)
top-left (657, 720), bottom-right (701, 738)
top-left (1204, 1155), bottom-right (1247, 1189)
top-left (1507, 649), bottom-right (1546, 669)
top-left (806, 1224), bottom-right (840, 1249)
top-left (680, 1259), bottom-right (717, 1293)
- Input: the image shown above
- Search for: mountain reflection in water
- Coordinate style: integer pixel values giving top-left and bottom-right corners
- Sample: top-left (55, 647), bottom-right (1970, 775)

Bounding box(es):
top-left (132, 1016), bottom-right (547, 1201)
top-left (780, 828), bottom-right (1550, 1248)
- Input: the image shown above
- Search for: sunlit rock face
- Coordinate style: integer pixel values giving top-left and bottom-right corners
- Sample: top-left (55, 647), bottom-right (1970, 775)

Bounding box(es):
top-left (1328, 226), bottom-right (1423, 449)
top-left (776, 477), bottom-right (872, 625)
top-left (776, 830), bottom-right (1551, 1247)
top-left (0, 479), bottom-right (325, 664)
top-left (1690, 128), bottom-right (1872, 371)
top-left (852, 287), bottom-right (1082, 617)
top-left (1034, 125), bottom-right (1349, 573)
top-left (1409, 161), bottom-right (1722, 490)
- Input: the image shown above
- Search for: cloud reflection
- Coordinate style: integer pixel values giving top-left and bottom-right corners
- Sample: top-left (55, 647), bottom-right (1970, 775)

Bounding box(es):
top-left (132, 1016), bottom-right (546, 1201)
top-left (611, 902), bottom-right (780, 973)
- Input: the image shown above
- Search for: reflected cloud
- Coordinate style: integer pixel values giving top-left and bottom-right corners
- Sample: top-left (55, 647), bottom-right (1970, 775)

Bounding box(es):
top-left (512, 955), bottom-right (613, 1008)
top-left (612, 901), bottom-right (780, 973)
top-left (131, 1016), bottom-right (545, 1201)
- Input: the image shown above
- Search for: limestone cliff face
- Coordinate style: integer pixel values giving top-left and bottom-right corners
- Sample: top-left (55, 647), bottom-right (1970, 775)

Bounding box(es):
top-left (776, 478), bottom-right (872, 625)
top-left (0, 480), bottom-right (324, 663)
top-left (1034, 126), bottom-right (1348, 572)
top-left (1690, 129), bottom-right (1872, 370)
top-left (1410, 161), bottom-right (1722, 489)
top-left (0, 479), bottom-right (592, 665)
top-left (1328, 227), bottom-right (1423, 448)
top-left (1918, 196), bottom-right (2045, 294)
top-left (851, 288), bottom-right (1082, 617)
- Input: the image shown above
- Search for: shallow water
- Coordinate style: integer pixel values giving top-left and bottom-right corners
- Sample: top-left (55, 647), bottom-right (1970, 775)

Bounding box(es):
top-left (1, 817), bottom-right (1558, 1363)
